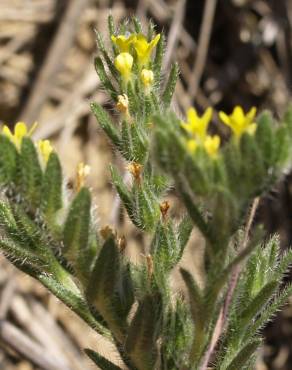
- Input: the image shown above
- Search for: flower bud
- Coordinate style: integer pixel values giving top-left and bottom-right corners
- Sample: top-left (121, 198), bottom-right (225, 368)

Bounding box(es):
top-left (114, 52), bottom-right (133, 81)
top-left (141, 69), bottom-right (154, 87)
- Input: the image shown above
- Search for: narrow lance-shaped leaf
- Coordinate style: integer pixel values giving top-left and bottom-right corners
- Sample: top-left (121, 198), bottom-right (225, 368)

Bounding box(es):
top-left (110, 165), bottom-right (136, 226)
top-left (132, 16), bottom-right (142, 33)
top-left (225, 339), bottom-right (261, 370)
top-left (153, 33), bottom-right (165, 82)
top-left (180, 268), bottom-right (203, 327)
top-left (41, 152), bottom-right (63, 220)
top-left (162, 62), bottom-right (179, 107)
top-left (91, 102), bottom-right (121, 149)
top-left (176, 215), bottom-right (193, 261)
top-left (19, 137), bottom-right (43, 207)
top-left (125, 294), bottom-right (161, 370)
top-left (94, 57), bottom-right (118, 100)
top-left (96, 31), bottom-right (120, 81)
top-left (238, 281), bottom-right (278, 329)
top-left (63, 187), bottom-right (91, 265)
top-left (86, 236), bottom-right (125, 342)
top-left (0, 135), bottom-right (18, 185)
top-left (107, 15), bottom-right (119, 56)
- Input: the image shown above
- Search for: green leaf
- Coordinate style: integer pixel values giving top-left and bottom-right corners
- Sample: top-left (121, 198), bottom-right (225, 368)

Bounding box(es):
top-left (108, 15), bottom-right (119, 56)
top-left (125, 294), bottom-right (161, 370)
top-left (19, 137), bottom-right (43, 207)
top-left (240, 133), bottom-right (265, 195)
top-left (39, 273), bottom-right (107, 335)
top-left (96, 31), bottom-right (120, 82)
top-left (85, 349), bottom-right (122, 370)
top-left (162, 63), bottom-right (179, 107)
top-left (177, 215), bottom-right (193, 257)
top-left (132, 16), bottom-right (142, 33)
top-left (94, 57), bottom-right (118, 100)
top-left (151, 220), bottom-right (177, 272)
top-left (255, 111), bottom-right (274, 167)
top-left (86, 236), bottom-right (125, 342)
top-left (0, 135), bottom-right (18, 185)
top-left (180, 268), bottom-right (203, 326)
top-left (0, 237), bottom-right (47, 273)
top-left (132, 182), bottom-right (160, 230)
top-left (247, 283), bottom-right (292, 338)
top-left (225, 339), bottom-right (261, 370)
top-left (175, 177), bottom-right (213, 244)
top-left (91, 102), bottom-right (121, 149)
top-left (274, 125), bottom-right (290, 167)
top-left (110, 165), bottom-right (137, 226)
top-left (63, 187), bottom-right (91, 266)
top-left (153, 33), bottom-right (165, 83)
top-left (41, 152), bottom-right (62, 220)
top-left (239, 281), bottom-right (278, 328)
top-left (222, 142), bottom-right (242, 195)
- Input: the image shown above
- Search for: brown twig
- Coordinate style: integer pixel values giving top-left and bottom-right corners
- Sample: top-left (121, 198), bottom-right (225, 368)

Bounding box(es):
top-left (163, 0), bottom-right (186, 72)
top-left (19, 0), bottom-right (91, 124)
top-left (199, 197), bottom-right (260, 370)
top-left (187, 0), bottom-right (218, 101)
top-left (0, 320), bottom-right (71, 370)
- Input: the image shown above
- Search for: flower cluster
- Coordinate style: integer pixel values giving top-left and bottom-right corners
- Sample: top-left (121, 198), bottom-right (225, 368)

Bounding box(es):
top-left (181, 106), bottom-right (257, 158)
top-left (1, 122), bottom-right (53, 164)
top-left (112, 32), bottom-right (160, 88)
top-left (219, 106), bottom-right (257, 139)
top-left (181, 107), bottom-right (220, 158)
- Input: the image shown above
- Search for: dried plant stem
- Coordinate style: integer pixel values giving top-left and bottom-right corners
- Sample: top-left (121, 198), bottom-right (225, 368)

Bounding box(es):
top-left (187, 0), bottom-right (217, 101)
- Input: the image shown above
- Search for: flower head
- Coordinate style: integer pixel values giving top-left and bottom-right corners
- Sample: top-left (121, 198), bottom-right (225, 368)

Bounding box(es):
top-left (219, 106), bottom-right (257, 139)
top-left (111, 34), bottom-right (136, 52)
top-left (114, 52), bottom-right (133, 81)
top-left (2, 121), bottom-right (37, 150)
top-left (140, 69), bottom-right (154, 87)
top-left (204, 135), bottom-right (220, 158)
top-left (181, 107), bottom-right (213, 141)
top-left (38, 140), bottom-right (53, 164)
top-left (133, 34), bottom-right (160, 66)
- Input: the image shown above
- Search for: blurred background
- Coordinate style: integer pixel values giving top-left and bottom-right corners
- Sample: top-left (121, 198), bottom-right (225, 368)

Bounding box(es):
top-left (1, 0), bottom-right (292, 369)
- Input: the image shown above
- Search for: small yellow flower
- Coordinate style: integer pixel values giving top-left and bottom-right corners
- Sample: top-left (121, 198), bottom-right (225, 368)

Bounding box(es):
top-left (2, 121), bottom-right (37, 149)
top-left (186, 139), bottom-right (198, 153)
top-left (181, 107), bottom-right (213, 141)
top-left (38, 140), bottom-right (53, 163)
top-left (116, 94), bottom-right (129, 115)
top-left (204, 135), bottom-right (220, 158)
top-left (219, 106), bottom-right (257, 139)
top-left (133, 33), bottom-right (160, 66)
top-left (140, 69), bottom-right (154, 87)
top-left (114, 52), bottom-right (133, 81)
top-left (111, 34), bottom-right (136, 52)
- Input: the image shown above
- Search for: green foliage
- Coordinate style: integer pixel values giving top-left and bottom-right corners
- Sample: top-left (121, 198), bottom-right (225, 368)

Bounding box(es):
top-left (0, 16), bottom-right (292, 370)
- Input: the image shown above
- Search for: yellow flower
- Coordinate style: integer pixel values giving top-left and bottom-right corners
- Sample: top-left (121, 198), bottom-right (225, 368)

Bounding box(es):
top-left (38, 140), bottom-right (53, 163)
top-left (140, 69), bottom-right (154, 87)
top-left (219, 106), bottom-right (257, 139)
top-left (204, 135), bottom-right (220, 158)
top-left (2, 121), bottom-right (37, 149)
top-left (133, 33), bottom-right (160, 66)
top-left (114, 52), bottom-right (133, 81)
top-left (111, 34), bottom-right (136, 52)
top-left (186, 139), bottom-right (198, 153)
top-left (181, 107), bottom-right (213, 141)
